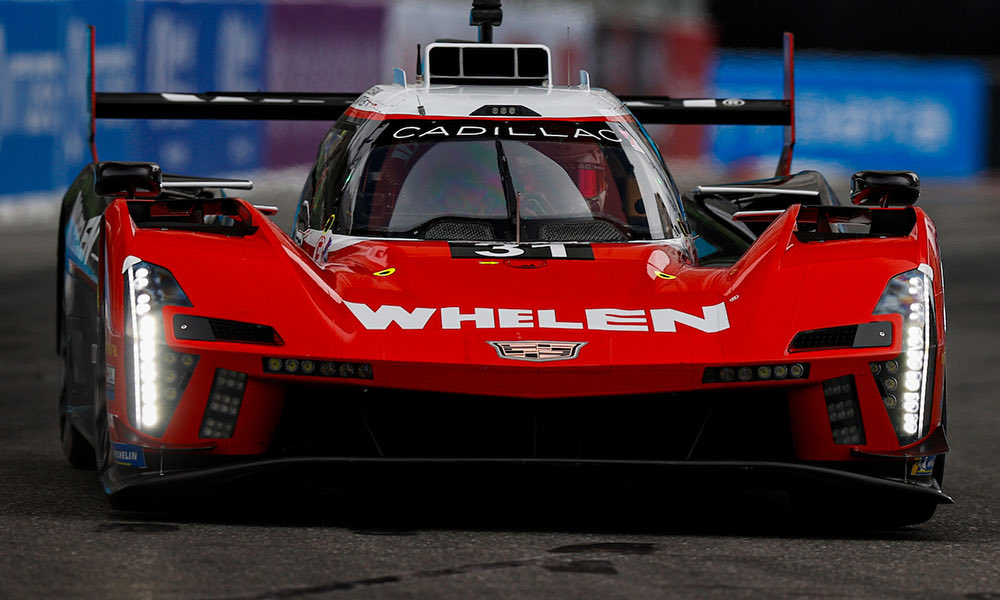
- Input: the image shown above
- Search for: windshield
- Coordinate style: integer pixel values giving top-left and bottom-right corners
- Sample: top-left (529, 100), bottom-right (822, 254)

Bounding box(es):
top-left (338, 119), bottom-right (682, 242)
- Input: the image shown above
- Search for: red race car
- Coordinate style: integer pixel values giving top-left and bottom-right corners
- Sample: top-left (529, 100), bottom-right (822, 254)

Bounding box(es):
top-left (59, 2), bottom-right (949, 524)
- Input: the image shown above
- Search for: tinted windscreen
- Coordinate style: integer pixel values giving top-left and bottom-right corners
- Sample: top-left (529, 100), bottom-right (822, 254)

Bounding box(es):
top-left (342, 119), bottom-right (680, 242)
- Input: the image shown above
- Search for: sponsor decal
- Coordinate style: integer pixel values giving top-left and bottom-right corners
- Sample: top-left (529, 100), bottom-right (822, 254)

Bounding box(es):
top-left (682, 99), bottom-right (717, 108)
top-left (105, 342), bottom-right (119, 358)
top-left (63, 192), bottom-right (101, 281)
top-left (68, 196), bottom-right (102, 266)
top-left (312, 232), bottom-right (334, 262)
top-left (106, 364), bottom-right (116, 401)
top-left (390, 123), bottom-right (622, 142)
top-left (911, 456), bottom-right (935, 476)
top-left (450, 242), bottom-right (594, 260)
top-left (112, 442), bottom-right (146, 468)
top-left (344, 302), bottom-right (730, 333)
top-left (489, 341), bottom-right (586, 362)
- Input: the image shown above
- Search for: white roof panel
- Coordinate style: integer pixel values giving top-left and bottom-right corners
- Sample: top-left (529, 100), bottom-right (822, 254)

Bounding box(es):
top-left (352, 83), bottom-right (630, 120)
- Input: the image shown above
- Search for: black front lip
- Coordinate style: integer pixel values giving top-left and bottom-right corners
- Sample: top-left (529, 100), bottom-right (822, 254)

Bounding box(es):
top-left (103, 456), bottom-right (953, 505)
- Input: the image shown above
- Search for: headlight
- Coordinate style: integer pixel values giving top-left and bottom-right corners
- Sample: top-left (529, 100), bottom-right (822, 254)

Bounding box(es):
top-left (124, 258), bottom-right (198, 437)
top-left (871, 268), bottom-right (937, 445)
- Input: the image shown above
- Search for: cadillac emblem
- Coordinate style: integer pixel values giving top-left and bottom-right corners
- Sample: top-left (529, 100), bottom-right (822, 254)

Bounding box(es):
top-left (488, 341), bottom-right (586, 362)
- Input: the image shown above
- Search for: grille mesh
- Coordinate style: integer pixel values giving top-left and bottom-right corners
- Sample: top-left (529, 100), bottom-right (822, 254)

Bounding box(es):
top-left (790, 325), bottom-right (858, 350)
top-left (269, 386), bottom-right (794, 461)
top-left (423, 221), bottom-right (495, 241)
top-left (539, 221), bottom-right (627, 242)
top-left (208, 318), bottom-right (279, 344)
top-left (823, 375), bottom-right (866, 445)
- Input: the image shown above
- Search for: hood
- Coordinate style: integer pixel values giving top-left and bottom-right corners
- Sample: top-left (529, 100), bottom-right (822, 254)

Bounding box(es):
top-left (310, 237), bottom-right (739, 367)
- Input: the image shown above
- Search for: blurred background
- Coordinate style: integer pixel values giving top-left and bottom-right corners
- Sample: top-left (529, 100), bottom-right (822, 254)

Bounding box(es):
top-left (0, 0), bottom-right (997, 229)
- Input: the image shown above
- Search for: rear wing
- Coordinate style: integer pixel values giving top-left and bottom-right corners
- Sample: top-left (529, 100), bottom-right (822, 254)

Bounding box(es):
top-left (95, 92), bottom-right (358, 121)
top-left (85, 27), bottom-right (355, 161)
top-left (620, 31), bottom-right (796, 176)
top-left (87, 28), bottom-right (796, 175)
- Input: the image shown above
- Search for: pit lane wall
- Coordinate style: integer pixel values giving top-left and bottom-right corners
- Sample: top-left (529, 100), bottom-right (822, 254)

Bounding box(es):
top-left (0, 0), bottom-right (990, 217)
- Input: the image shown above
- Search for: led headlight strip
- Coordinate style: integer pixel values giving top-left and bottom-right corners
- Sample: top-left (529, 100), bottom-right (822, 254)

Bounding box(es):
top-left (123, 257), bottom-right (196, 437)
top-left (872, 267), bottom-right (937, 445)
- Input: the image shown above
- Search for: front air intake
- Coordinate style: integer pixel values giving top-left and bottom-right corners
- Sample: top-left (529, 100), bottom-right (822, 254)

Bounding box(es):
top-left (199, 369), bottom-right (247, 439)
top-left (823, 375), bottom-right (865, 445)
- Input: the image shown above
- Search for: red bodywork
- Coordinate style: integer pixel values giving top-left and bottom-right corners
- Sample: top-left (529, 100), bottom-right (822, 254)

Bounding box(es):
top-left (99, 197), bottom-right (946, 465)
top-left (66, 33), bottom-right (947, 518)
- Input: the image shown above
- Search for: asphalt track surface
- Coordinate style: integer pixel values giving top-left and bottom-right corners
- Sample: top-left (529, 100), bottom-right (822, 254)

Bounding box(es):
top-left (2, 179), bottom-right (1000, 599)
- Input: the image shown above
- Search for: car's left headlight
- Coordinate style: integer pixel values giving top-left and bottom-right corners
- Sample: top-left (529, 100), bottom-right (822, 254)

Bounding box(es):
top-left (870, 268), bottom-right (937, 446)
top-left (123, 258), bottom-right (199, 437)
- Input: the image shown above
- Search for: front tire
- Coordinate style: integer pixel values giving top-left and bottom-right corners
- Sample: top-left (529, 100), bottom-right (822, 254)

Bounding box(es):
top-left (61, 412), bottom-right (96, 470)
top-left (59, 347), bottom-right (95, 470)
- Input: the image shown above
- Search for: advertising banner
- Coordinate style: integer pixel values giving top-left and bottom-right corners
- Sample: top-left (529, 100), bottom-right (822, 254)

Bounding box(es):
top-left (266, 2), bottom-right (386, 167)
top-left (129, 2), bottom-right (266, 176)
top-left (0, 1), bottom-right (265, 199)
top-left (712, 52), bottom-right (989, 177)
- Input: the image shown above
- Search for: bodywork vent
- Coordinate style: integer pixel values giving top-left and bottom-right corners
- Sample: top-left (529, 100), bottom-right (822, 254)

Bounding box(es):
top-left (174, 315), bottom-right (282, 345)
top-left (790, 321), bottom-right (892, 352)
top-left (209, 319), bottom-right (280, 344)
top-left (422, 221), bottom-right (495, 241)
top-left (790, 325), bottom-right (859, 350)
top-left (539, 221), bottom-right (626, 242)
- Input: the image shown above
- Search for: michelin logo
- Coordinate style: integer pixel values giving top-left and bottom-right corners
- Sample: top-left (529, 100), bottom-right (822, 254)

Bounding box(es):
top-left (112, 442), bottom-right (146, 468)
top-left (344, 302), bottom-right (730, 333)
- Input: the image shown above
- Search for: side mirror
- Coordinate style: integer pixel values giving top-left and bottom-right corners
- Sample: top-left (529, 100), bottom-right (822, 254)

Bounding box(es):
top-left (850, 170), bottom-right (919, 207)
top-left (94, 162), bottom-right (162, 198)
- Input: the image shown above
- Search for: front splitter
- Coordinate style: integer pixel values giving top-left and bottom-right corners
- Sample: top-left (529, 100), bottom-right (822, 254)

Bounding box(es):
top-left (103, 456), bottom-right (953, 506)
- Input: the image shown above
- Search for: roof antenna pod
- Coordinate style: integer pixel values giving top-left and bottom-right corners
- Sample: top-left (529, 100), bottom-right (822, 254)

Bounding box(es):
top-left (470, 0), bottom-right (502, 43)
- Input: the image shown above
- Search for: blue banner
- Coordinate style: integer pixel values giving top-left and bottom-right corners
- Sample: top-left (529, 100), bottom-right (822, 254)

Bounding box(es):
top-left (712, 52), bottom-right (989, 178)
top-left (0, 0), bottom-right (265, 197)
top-left (129, 2), bottom-right (266, 176)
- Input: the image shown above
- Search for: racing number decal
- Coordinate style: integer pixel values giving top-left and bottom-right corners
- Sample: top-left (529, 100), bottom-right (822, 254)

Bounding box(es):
top-left (475, 243), bottom-right (524, 258)
top-left (449, 242), bottom-right (594, 260)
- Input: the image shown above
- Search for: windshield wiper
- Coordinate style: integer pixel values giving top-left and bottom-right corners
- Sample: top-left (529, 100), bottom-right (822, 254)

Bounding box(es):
top-left (494, 139), bottom-right (520, 244)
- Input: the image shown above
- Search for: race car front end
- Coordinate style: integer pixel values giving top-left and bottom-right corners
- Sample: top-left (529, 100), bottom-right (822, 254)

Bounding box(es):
top-left (96, 191), bottom-right (949, 524)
